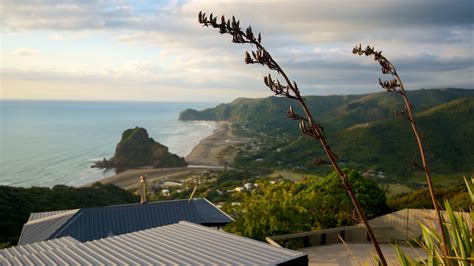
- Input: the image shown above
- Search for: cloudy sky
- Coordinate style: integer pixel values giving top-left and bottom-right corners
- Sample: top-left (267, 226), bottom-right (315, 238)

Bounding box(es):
top-left (1, 0), bottom-right (473, 102)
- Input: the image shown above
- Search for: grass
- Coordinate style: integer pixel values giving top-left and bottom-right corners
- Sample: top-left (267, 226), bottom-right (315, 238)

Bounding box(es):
top-left (410, 172), bottom-right (470, 187)
top-left (269, 170), bottom-right (320, 182)
top-left (383, 183), bottom-right (415, 198)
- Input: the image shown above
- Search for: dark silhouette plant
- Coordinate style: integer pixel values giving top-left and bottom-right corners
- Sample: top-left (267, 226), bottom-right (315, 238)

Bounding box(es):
top-left (352, 44), bottom-right (449, 259)
top-left (198, 12), bottom-right (388, 265)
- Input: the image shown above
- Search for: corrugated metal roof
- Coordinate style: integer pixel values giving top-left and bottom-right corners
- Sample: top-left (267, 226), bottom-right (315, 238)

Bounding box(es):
top-left (18, 210), bottom-right (79, 245)
top-left (2, 221), bottom-right (307, 265)
top-left (0, 237), bottom-right (80, 262)
top-left (18, 198), bottom-right (233, 245)
top-left (195, 198), bottom-right (234, 225)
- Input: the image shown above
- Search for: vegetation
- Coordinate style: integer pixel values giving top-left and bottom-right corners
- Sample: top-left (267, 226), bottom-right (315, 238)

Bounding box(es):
top-left (333, 99), bottom-right (474, 176)
top-left (388, 182), bottom-right (471, 211)
top-left (0, 183), bottom-right (139, 247)
top-left (181, 91), bottom-right (474, 177)
top-left (396, 177), bottom-right (473, 265)
top-left (93, 127), bottom-right (187, 169)
top-left (150, 169), bottom-right (262, 203)
top-left (180, 89), bottom-right (473, 133)
top-left (222, 170), bottom-right (387, 241)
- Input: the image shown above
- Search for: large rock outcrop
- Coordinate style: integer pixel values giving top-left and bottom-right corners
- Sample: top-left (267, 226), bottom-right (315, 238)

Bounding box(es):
top-left (93, 127), bottom-right (187, 169)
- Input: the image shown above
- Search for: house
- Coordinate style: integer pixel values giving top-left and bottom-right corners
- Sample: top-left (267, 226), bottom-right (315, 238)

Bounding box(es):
top-left (1, 221), bottom-right (307, 265)
top-left (234, 187), bottom-right (245, 192)
top-left (17, 198), bottom-right (233, 245)
top-left (243, 182), bottom-right (253, 190)
top-left (163, 181), bottom-right (183, 187)
top-left (161, 188), bottom-right (170, 196)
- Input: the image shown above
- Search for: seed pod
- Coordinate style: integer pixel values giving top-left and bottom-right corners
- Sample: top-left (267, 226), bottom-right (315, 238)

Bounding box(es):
top-left (287, 106), bottom-right (294, 118)
top-left (246, 26), bottom-right (253, 40)
top-left (244, 51), bottom-right (252, 64)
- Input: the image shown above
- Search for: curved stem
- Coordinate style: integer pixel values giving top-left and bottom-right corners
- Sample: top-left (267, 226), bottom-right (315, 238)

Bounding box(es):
top-left (251, 34), bottom-right (387, 266)
top-left (355, 46), bottom-right (449, 259)
top-left (394, 74), bottom-right (449, 259)
top-left (200, 17), bottom-right (388, 264)
top-left (297, 98), bottom-right (387, 266)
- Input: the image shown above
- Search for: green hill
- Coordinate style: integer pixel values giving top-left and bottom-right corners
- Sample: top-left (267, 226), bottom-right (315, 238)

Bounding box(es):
top-left (181, 88), bottom-right (474, 177)
top-left (333, 98), bottom-right (474, 175)
top-left (387, 181), bottom-right (470, 211)
top-left (180, 88), bottom-right (474, 132)
top-left (237, 98), bottom-right (474, 176)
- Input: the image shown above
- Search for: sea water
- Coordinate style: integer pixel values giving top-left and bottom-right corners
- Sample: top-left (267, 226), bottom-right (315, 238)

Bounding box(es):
top-left (0, 100), bottom-right (217, 187)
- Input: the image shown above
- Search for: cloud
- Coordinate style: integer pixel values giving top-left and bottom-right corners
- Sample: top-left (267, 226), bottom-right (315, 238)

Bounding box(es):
top-left (48, 34), bottom-right (63, 40)
top-left (12, 48), bottom-right (43, 56)
top-left (105, 60), bottom-right (154, 80)
top-left (1, 0), bottom-right (472, 101)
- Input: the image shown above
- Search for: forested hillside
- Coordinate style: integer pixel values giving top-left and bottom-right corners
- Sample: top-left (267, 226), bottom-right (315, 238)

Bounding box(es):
top-left (180, 89), bottom-right (474, 176)
top-left (0, 183), bottom-right (139, 247)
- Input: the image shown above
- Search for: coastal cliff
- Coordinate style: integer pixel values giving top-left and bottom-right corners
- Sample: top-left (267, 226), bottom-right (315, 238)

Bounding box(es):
top-left (93, 127), bottom-right (187, 169)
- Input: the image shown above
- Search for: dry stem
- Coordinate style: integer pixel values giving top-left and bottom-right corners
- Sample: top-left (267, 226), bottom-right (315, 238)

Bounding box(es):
top-left (353, 44), bottom-right (449, 259)
top-left (199, 12), bottom-right (387, 265)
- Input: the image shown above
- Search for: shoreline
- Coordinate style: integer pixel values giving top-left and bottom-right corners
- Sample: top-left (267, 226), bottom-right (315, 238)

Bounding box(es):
top-left (185, 121), bottom-right (246, 166)
top-left (88, 121), bottom-right (250, 191)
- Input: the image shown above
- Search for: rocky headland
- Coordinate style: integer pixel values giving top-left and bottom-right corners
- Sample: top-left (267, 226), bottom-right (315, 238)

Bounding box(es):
top-left (92, 127), bottom-right (187, 170)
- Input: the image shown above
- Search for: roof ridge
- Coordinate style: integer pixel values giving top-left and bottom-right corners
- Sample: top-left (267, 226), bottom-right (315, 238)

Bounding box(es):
top-left (202, 198), bottom-right (235, 222)
top-left (66, 198), bottom-right (205, 213)
top-left (48, 210), bottom-right (83, 240)
top-left (25, 209), bottom-right (79, 225)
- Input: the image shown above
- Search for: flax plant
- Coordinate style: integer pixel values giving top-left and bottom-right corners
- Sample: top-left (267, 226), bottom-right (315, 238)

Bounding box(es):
top-left (353, 44), bottom-right (449, 258)
top-left (198, 12), bottom-right (387, 265)
top-left (396, 177), bottom-right (473, 265)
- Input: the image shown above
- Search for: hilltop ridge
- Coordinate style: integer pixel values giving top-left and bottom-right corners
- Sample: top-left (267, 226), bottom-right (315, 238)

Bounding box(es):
top-left (180, 88), bottom-right (474, 177)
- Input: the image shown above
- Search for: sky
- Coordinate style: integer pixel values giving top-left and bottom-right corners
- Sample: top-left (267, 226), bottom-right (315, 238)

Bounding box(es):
top-left (1, 0), bottom-right (473, 102)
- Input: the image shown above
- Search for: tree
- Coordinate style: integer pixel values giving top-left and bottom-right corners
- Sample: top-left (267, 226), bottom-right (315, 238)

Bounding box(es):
top-left (302, 170), bottom-right (388, 229)
top-left (223, 170), bottom-right (388, 242)
top-left (223, 179), bottom-right (311, 241)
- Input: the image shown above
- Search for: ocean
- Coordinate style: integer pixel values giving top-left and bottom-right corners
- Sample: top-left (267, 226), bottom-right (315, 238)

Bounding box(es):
top-left (0, 100), bottom-right (217, 187)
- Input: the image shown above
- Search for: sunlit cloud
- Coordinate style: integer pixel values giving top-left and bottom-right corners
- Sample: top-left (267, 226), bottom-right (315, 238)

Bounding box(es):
top-left (1, 0), bottom-right (472, 101)
top-left (12, 48), bottom-right (43, 56)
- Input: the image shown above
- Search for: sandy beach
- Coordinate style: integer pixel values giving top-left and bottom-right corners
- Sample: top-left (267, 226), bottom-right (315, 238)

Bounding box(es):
top-left (186, 121), bottom-right (249, 166)
top-left (92, 121), bottom-right (250, 191)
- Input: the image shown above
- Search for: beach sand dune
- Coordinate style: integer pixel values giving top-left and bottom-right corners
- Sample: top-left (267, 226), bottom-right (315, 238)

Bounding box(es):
top-left (186, 121), bottom-right (248, 166)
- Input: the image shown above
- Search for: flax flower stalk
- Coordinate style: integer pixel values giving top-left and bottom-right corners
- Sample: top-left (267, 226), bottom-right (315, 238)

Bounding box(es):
top-left (199, 12), bottom-right (388, 265)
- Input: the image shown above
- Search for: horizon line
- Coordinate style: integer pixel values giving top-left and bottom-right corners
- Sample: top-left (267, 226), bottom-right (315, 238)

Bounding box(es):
top-left (1, 88), bottom-right (472, 104)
